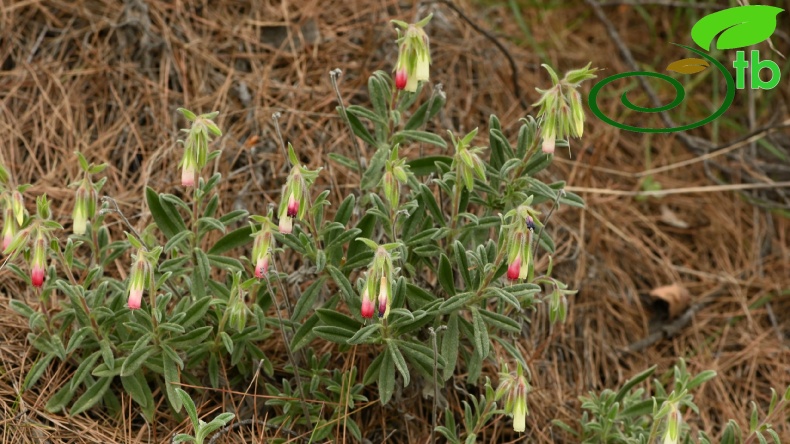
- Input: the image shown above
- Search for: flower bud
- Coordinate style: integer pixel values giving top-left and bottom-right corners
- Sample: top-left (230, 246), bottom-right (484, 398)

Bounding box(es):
top-left (72, 184), bottom-right (94, 235)
top-left (255, 256), bottom-right (269, 278)
top-left (383, 170), bottom-right (399, 209)
top-left (541, 125), bottom-right (556, 154)
top-left (278, 209), bottom-right (293, 234)
top-left (377, 276), bottom-right (391, 319)
top-left (30, 234), bottom-right (47, 288)
top-left (286, 193), bottom-right (299, 218)
top-left (128, 252), bottom-right (150, 310)
top-left (228, 279), bottom-right (248, 332)
top-left (2, 207), bottom-right (16, 252)
top-left (569, 89), bottom-right (585, 138)
top-left (181, 150), bottom-right (196, 187)
top-left (507, 254), bottom-right (521, 281)
top-left (11, 191), bottom-right (24, 226)
top-left (252, 224), bottom-right (273, 278)
top-left (662, 402), bottom-right (682, 444)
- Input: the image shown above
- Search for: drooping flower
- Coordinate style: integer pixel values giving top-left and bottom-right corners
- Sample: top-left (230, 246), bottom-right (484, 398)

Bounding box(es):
top-left (533, 64), bottom-right (597, 156)
top-left (392, 16), bottom-right (432, 93)
top-left (541, 125), bottom-right (556, 154)
top-left (495, 362), bottom-right (531, 433)
top-left (72, 182), bottom-right (96, 235)
top-left (2, 207), bottom-right (16, 252)
top-left (377, 276), bottom-right (390, 319)
top-left (227, 272), bottom-right (249, 331)
top-left (127, 251), bottom-right (150, 310)
top-left (251, 219), bottom-right (274, 278)
top-left (286, 193), bottom-right (299, 218)
top-left (278, 144), bottom-right (320, 234)
top-left (255, 256), bottom-right (269, 278)
top-left (177, 108), bottom-right (222, 187)
top-left (30, 234), bottom-right (47, 288)
top-left (181, 161), bottom-right (196, 187)
top-left (278, 211), bottom-right (293, 234)
top-left (662, 402), bottom-right (682, 444)
top-left (11, 191), bottom-right (24, 226)
top-left (504, 205), bottom-right (539, 281)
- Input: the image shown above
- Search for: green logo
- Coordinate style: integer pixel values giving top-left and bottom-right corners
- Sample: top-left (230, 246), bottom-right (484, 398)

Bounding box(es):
top-left (588, 5), bottom-right (784, 133)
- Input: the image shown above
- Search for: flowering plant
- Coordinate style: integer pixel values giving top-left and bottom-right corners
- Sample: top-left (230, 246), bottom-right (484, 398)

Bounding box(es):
top-left (31, 12), bottom-right (790, 444)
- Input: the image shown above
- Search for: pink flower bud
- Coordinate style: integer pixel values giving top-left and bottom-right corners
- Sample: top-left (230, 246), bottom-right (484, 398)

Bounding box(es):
top-left (30, 235), bottom-right (47, 288)
top-left (361, 296), bottom-right (374, 319)
top-left (395, 69), bottom-right (408, 90)
top-left (2, 233), bottom-right (11, 251)
top-left (541, 136), bottom-right (555, 154)
top-left (128, 252), bottom-right (149, 309)
top-left (287, 194), bottom-right (299, 218)
top-left (507, 255), bottom-right (521, 280)
top-left (128, 288), bottom-right (143, 310)
top-left (31, 265), bottom-right (45, 288)
top-left (181, 164), bottom-right (196, 187)
top-left (255, 256), bottom-right (269, 278)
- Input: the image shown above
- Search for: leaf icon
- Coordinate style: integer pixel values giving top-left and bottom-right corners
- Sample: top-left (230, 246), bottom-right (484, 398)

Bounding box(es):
top-left (666, 58), bottom-right (709, 74)
top-left (691, 5), bottom-right (784, 51)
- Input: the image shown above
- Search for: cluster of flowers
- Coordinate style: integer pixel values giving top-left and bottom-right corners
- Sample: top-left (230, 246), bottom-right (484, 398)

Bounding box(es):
top-left (0, 14), bottom-right (599, 435)
top-left (534, 64), bottom-right (597, 154)
top-left (0, 155), bottom-right (103, 289)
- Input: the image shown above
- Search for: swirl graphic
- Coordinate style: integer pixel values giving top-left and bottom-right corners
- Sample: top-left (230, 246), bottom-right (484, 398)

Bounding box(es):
top-left (588, 44), bottom-right (736, 133)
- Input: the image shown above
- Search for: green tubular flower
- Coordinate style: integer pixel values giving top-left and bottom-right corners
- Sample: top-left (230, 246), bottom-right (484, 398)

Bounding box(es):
top-left (11, 191), bottom-right (24, 226)
top-left (662, 402), bottom-right (682, 444)
top-left (2, 205), bottom-right (16, 252)
top-left (382, 146), bottom-right (410, 209)
top-left (495, 362), bottom-right (531, 433)
top-left (451, 128), bottom-right (487, 191)
top-left (227, 273), bottom-right (248, 332)
top-left (72, 181), bottom-right (96, 235)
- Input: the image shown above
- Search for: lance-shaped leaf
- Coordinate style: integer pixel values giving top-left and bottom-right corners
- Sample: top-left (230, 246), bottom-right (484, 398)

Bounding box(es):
top-left (691, 5), bottom-right (784, 51)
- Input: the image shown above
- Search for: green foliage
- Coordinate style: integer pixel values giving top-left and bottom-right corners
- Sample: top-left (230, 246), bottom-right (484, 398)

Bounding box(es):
top-left (3, 18), bottom-right (596, 441)
top-left (553, 359), bottom-right (789, 443)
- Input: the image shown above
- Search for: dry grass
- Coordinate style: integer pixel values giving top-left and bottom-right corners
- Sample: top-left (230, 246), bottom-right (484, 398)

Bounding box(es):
top-left (1, 0), bottom-right (789, 442)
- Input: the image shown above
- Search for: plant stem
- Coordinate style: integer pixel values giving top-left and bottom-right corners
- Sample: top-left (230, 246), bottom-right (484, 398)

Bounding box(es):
top-left (54, 245), bottom-right (104, 339)
top-left (429, 326), bottom-right (446, 444)
top-left (271, 112), bottom-right (289, 160)
top-left (744, 398), bottom-right (788, 444)
top-left (261, 277), bottom-right (312, 427)
top-left (532, 189), bottom-right (564, 266)
top-left (329, 69), bottom-right (365, 174)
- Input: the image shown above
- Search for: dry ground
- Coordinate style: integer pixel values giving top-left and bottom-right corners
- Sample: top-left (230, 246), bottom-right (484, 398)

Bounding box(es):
top-left (1, 0), bottom-right (789, 442)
